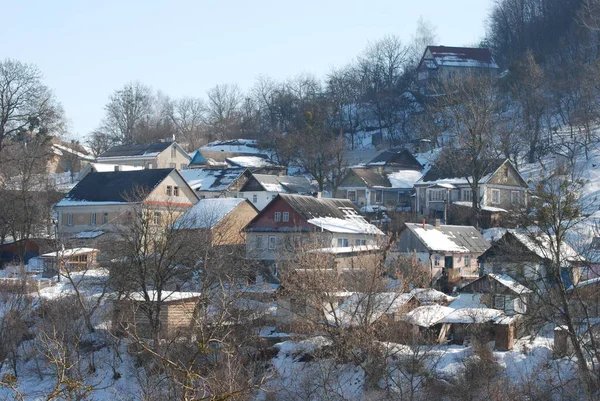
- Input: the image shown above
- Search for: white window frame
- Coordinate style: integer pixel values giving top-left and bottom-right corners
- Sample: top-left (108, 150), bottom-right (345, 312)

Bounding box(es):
top-left (171, 146), bottom-right (177, 158)
top-left (173, 187), bottom-right (179, 197)
top-left (282, 212), bottom-right (289, 222)
top-left (256, 235), bottom-right (264, 249)
top-left (355, 239), bottom-right (367, 246)
top-left (491, 189), bottom-right (501, 204)
top-left (375, 190), bottom-right (383, 204)
top-left (103, 212), bottom-right (109, 225)
top-left (166, 186), bottom-right (172, 196)
top-left (180, 163), bottom-right (187, 170)
top-left (153, 211), bottom-right (161, 225)
top-left (268, 236), bottom-right (276, 250)
top-left (67, 213), bottom-right (73, 226)
top-left (434, 255), bottom-right (441, 267)
top-left (274, 212), bottom-right (281, 222)
top-left (90, 213), bottom-right (97, 226)
top-left (252, 194), bottom-right (258, 203)
top-left (347, 190), bottom-right (357, 203)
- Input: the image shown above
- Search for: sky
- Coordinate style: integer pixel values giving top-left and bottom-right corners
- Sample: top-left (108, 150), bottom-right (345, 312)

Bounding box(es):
top-left (0, 0), bottom-right (493, 140)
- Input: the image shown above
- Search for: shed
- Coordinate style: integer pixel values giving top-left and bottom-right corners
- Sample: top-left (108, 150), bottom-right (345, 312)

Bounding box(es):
top-left (40, 247), bottom-right (99, 273)
top-left (113, 291), bottom-right (202, 339)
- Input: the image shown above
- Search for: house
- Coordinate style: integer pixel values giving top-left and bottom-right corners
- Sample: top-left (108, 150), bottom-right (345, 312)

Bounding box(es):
top-left (174, 198), bottom-right (258, 246)
top-left (414, 158), bottom-right (528, 222)
top-left (40, 247), bottom-right (100, 274)
top-left (244, 194), bottom-right (384, 262)
top-left (479, 230), bottom-right (584, 286)
top-left (96, 141), bottom-right (191, 170)
top-left (113, 291), bottom-right (202, 339)
top-left (48, 139), bottom-right (95, 175)
top-left (459, 273), bottom-right (532, 316)
top-left (416, 46), bottom-right (500, 91)
top-left (54, 168), bottom-right (198, 236)
top-left (225, 155), bottom-right (285, 175)
top-left (335, 149), bottom-right (423, 212)
top-left (237, 174), bottom-right (317, 210)
top-left (179, 168), bottom-right (252, 199)
top-left (396, 221), bottom-right (490, 290)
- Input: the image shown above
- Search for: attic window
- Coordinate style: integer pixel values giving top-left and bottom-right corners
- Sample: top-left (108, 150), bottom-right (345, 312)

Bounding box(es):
top-left (174, 187), bottom-right (179, 197)
top-left (166, 186), bottom-right (172, 196)
top-left (171, 146), bottom-right (177, 158)
top-left (274, 212), bottom-right (281, 222)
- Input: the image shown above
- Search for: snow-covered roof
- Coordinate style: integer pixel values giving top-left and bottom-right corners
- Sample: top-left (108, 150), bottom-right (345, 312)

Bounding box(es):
top-left (41, 247), bottom-right (99, 258)
top-left (440, 307), bottom-right (503, 324)
top-left (403, 304), bottom-right (454, 327)
top-left (448, 293), bottom-right (485, 309)
top-left (387, 170), bottom-right (423, 188)
top-left (423, 46), bottom-right (499, 69)
top-left (495, 230), bottom-right (584, 263)
top-left (174, 198), bottom-right (248, 229)
top-left (125, 290), bottom-right (202, 302)
top-left (52, 143), bottom-right (95, 161)
top-left (309, 245), bottom-right (380, 254)
top-left (71, 231), bottom-right (105, 239)
top-left (567, 276), bottom-right (600, 291)
top-left (226, 155), bottom-right (277, 168)
top-left (90, 163), bottom-right (144, 172)
top-left (404, 223), bottom-right (490, 254)
top-left (489, 273), bottom-right (532, 294)
top-left (201, 139), bottom-right (261, 153)
top-left (179, 168), bottom-right (246, 192)
top-left (453, 201), bottom-right (507, 213)
top-left (249, 174), bottom-right (316, 194)
top-left (410, 288), bottom-right (456, 304)
top-left (308, 217), bottom-right (384, 235)
top-left (327, 292), bottom-right (414, 327)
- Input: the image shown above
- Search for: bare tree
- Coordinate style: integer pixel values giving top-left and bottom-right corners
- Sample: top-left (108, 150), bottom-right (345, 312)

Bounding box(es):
top-left (0, 59), bottom-right (64, 153)
top-left (205, 83), bottom-right (242, 140)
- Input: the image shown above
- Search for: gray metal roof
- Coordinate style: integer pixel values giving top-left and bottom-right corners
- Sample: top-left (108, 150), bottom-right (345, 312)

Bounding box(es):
top-left (404, 223), bottom-right (490, 253)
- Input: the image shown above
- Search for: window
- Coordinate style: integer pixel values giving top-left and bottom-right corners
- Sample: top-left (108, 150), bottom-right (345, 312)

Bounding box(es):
top-left (252, 194), bottom-right (258, 203)
top-left (355, 239), bottom-right (367, 246)
top-left (434, 255), bottom-right (441, 267)
top-left (166, 186), bottom-right (172, 196)
top-left (114, 165), bottom-right (120, 172)
top-left (464, 254), bottom-right (471, 267)
top-left (153, 212), bottom-right (161, 225)
top-left (347, 190), bottom-right (356, 203)
top-left (429, 189), bottom-right (445, 202)
top-left (171, 146), bottom-right (177, 158)
top-left (67, 213), bottom-right (73, 226)
top-left (268, 236), bottom-right (277, 249)
top-left (180, 163), bottom-right (187, 170)
top-left (90, 213), bottom-right (97, 225)
top-left (511, 191), bottom-right (520, 205)
top-left (337, 238), bottom-right (349, 248)
top-left (169, 163), bottom-right (176, 169)
top-left (272, 194), bottom-right (276, 199)
top-left (102, 212), bottom-right (109, 225)
top-left (491, 189), bottom-right (501, 204)
top-left (461, 188), bottom-right (473, 202)
top-left (282, 212), bottom-right (289, 222)
top-left (173, 187), bottom-right (179, 197)
top-left (256, 235), bottom-right (264, 249)
top-left (133, 162), bottom-right (141, 167)
top-left (274, 212), bottom-right (281, 222)
top-left (375, 190), bottom-right (383, 204)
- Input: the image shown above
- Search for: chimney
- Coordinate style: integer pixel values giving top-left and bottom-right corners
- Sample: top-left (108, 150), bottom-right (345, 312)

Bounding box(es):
top-left (422, 218), bottom-right (426, 229)
top-left (435, 218), bottom-right (441, 228)
top-left (317, 191), bottom-right (322, 199)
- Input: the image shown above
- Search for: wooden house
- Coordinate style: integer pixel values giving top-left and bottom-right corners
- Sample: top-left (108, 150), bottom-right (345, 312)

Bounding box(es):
top-left (335, 149), bottom-right (423, 212)
top-left (40, 247), bottom-right (100, 274)
top-left (416, 46), bottom-right (499, 92)
top-left (459, 273), bottom-right (532, 316)
top-left (414, 158), bottom-right (528, 224)
top-left (174, 198), bottom-right (258, 246)
top-left (237, 174), bottom-right (317, 210)
top-left (113, 291), bottom-right (202, 339)
top-left (479, 230), bottom-right (584, 286)
top-left (396, 221), bottom-right (490, 290)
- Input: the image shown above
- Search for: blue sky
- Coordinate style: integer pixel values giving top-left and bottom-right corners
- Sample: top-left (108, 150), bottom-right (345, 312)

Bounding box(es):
top-left (0, 0), bottom-right (493, 139)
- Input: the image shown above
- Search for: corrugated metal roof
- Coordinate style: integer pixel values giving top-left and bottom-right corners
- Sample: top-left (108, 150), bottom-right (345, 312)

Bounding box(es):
top-left (99, 142), bottom-right (172, 158)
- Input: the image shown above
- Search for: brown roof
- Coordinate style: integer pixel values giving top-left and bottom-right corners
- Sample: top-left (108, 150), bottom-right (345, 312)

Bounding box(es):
top-left (352, 168), bottom-right (391, 188)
